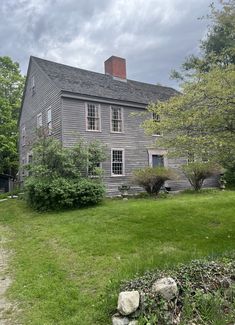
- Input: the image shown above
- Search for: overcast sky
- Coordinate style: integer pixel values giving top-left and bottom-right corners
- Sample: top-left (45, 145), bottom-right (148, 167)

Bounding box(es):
top-left (1, 0), bottom-right (218, 88)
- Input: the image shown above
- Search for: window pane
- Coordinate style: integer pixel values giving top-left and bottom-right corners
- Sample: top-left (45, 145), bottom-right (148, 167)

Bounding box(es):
top-left (111, 107), bottom-right (122, 132)
top-left (47, 108), bottom-right (51, 122)
top-left (112, 150), bottom-right (123, 175)
top-left (87, 104), bottom-right (100, 130)
top-left (152, 155), bottom-right (164, 167)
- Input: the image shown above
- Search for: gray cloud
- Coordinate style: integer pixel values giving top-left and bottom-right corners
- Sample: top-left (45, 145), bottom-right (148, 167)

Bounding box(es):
top-left (0, 0), bottom-right (217, 88)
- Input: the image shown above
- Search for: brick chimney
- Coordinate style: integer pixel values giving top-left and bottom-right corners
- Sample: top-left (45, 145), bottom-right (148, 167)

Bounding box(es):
top-left (104, 56), bottom-right (126, 80)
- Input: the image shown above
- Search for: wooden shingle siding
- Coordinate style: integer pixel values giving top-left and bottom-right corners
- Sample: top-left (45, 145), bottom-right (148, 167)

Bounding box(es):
top-left (19, 58), bottom-right (62, 181)
top-left (61, 97), bottom-right (219, 194)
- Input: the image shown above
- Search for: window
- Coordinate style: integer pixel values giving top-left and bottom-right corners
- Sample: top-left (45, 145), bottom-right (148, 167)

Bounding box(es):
top-left (22, 126), bottom-right (26, 146)
top-left (152, 155), bottom-right (164, 167)
top-left (111, 149), bottom-right (124, 176)
top-left (148, 149), bottom-right (167, 168)
top-left (47, 107), bottom-right (52, 135)
top-left (88, 162), bottom-right (101, 177)
top-left (86, 103), bottom-right (100, 131)
top-left (152, 112), bottom-right (161, 136)
top-left (37, 113), bottom-right (42, 128)
top-left (31, 76), bottom-right (35, 94)
top-left (111, 107), bottom-right (123, 132)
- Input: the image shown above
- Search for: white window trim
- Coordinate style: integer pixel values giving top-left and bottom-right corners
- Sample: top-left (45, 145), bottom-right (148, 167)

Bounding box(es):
top-left (110, 106), bottom-right (124, 133)
top-left (85, 103), bottom-right (101, 132)
top-left (37, 112), bottom-right (42, 129)
top-left (111, 148), bottom-right (125, 177)
top-left (152, 113), bottom-right (162, 137)
top-left (148, 149), bottom-right (168, 167)
top-left (47, 106), bottom-right (52, 135)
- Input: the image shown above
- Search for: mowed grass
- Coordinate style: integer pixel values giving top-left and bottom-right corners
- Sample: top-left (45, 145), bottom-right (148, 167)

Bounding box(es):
top-left (0, 191), bottom-right (235, 324)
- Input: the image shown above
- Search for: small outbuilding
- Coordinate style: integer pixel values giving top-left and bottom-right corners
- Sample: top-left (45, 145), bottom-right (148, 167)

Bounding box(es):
top-left (0, 174), bottom-right (14, 193)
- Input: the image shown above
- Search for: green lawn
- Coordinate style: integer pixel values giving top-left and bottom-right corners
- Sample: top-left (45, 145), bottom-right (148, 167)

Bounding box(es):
top-left (0, 191), bottom-right (235, 324)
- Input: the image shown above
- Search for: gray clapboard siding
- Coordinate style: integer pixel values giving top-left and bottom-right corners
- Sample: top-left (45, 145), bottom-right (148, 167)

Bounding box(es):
top-left (19, 58), bottom-right (62, 180)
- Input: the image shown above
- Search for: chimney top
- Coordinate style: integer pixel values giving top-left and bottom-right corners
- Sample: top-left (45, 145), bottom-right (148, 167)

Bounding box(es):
top-left (104, 56), bottom-right (126, 80)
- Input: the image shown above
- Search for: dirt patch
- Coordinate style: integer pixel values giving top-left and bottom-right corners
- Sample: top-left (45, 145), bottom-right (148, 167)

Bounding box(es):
top-left (0, 227), bottom-right (18, 324)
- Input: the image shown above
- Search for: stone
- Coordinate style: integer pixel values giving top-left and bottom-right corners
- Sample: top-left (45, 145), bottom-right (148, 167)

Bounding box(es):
top-left (129, 321), bottom-right (138, 325)
top-left (152, 277), bottom-right (178, 300)
top-left (117, 291), bottom-right (140, 316)
top-left (112, 316), bottom-right (129, 325)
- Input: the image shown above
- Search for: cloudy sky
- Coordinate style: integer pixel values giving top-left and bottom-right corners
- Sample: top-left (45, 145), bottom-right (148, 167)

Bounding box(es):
top-left (1, 0), bottom-right (218, 88)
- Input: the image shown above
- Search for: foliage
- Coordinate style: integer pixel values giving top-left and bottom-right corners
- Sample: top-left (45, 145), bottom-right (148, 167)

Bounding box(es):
top-left (0, 191), bottom-right (234, 324)
top-left (182, 162), bottom-right (221, 191)
top-left (0, 191), bottom-right (235, 325)
top-left (171, 0), bottom-right (235, 80)
top-left (133, 167), bottom-right (175, 195)
top-left (24, 177), bottom-right (105, 211)
top-left (122, 256), bottom-right (235, 325)
top-left (144, 64), bottom-right (235, 166)
top-left (0, 56), bottom-right (25, 176)
top-left (28, 134), bottom-right (106, 179)
top-left (24, 135), bottom-right (106, 210)
top-left (225, 162), bottom-right (235, 186)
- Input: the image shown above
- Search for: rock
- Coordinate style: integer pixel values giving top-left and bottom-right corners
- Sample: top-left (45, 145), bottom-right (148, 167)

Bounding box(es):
top-left (112, 315), bottom-right (130, 325)
top-left (152, 277), bottom-right (178, 300)
top-left (117, 291), bottom-right (140, 316)
top-left (129, 321), bottom-right (138, 325)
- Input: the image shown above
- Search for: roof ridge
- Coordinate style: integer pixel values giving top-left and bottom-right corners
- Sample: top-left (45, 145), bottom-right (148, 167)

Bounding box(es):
top-left (31, 56), bottom-right (174, 90)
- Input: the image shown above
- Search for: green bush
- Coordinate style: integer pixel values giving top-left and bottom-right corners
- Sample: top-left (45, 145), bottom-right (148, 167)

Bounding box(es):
top-left (25, 177), bottom-right (105, 211)
top-left (182, 162), bottom-right (221, 191)
top-left (133, 167), bottom-right (175, 196)
top-left (225, 165), bottom-right (235, 187)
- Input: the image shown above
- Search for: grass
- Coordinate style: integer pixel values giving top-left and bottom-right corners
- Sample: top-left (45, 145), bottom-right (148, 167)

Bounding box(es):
top-left (0, 190), bottom-right (235, 324)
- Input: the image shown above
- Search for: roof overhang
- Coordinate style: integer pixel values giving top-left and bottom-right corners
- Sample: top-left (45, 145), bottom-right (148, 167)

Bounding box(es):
top-left (61, 90), bottom-right (148, 109)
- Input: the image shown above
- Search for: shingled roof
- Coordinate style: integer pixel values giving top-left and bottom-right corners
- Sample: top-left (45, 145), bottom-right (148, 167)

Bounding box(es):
top-left (32, 56), bottom-right (178, 105)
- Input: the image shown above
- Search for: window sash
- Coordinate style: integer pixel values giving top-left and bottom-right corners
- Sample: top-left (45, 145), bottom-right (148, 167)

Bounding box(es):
top-left (111, 149), bottom-right (124, 175)
top-left (37, 113), bottom-right (42, 128)
top-left (47, 108), bottom-right (52, 134)
top-left (152, 112), bottom-right (161, 135)
top-left (111, 107), bottom-right (123, 132)
top-left (86, 104), bottom-right (100, 131)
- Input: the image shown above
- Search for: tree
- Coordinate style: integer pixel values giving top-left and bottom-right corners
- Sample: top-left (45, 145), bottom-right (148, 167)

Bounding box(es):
top-left (0, 56), bottom-right (25, 176)
top-left (182, 162), bottom-right (222, 191)
top-left (171, 0), bottom-right (235, 80)
top-left (25, 135), bottom-right (106, 211)
top-left (143, 64), bottom-right (235, 166)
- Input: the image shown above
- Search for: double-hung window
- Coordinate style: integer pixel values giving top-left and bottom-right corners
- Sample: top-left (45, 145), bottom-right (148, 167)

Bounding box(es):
top-left (47, 107), bottom-right (52, 135)
top-left (37, 113), bottom-right (42, 128)
top-left (111, 107), bottom-right (123, 132)
top-left (111, 149), bottom-right (124, 176)
top-left (152, 112), bottom-right (161, 136)
top-left (86, 103), bottom-right (100, 131)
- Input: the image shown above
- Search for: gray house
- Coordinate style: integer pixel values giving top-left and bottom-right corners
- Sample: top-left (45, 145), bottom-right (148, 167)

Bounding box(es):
top-left (19, 56), bottom-right (216, 195)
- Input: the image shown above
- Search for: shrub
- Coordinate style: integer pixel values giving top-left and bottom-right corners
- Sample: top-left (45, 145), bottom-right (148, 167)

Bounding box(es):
top-left (133, 167), bottom-right (175, 196)
top-left (225, 164), bottom-right (235, 187)
top-left (25, 177), bottom-right (105, 211)
top-left (182, 162), bottom-right (221, 191)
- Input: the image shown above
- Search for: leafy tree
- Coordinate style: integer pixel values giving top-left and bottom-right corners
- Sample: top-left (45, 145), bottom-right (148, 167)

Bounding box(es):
top-left (171, 0), bottom-right (235, 80)
top-left (144, 65), bottom-right (235, 167)
top-left (25, 135), bottom-right (106, 211)
top-left (0, 56), bottom-right (25, 176)
top-left (27, 134), bottom-right (106, 179)
top-left (182, 162), bottom-right (222, 191)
